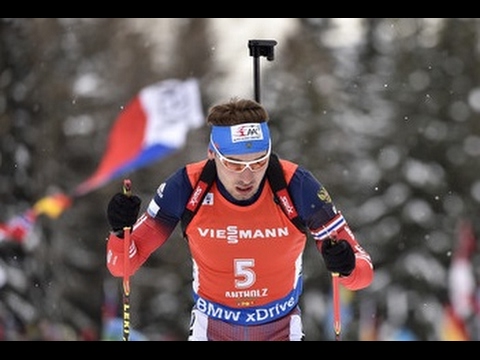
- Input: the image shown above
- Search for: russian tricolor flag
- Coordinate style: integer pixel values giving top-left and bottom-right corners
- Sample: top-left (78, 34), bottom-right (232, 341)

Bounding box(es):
top-left (0, 78), bottom-right (203, 244)
top-left (74, 78), bottom-right (204, 196)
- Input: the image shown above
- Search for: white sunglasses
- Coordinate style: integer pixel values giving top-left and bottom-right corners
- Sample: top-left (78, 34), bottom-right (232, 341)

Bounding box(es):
top-left (210, 136), bottom-right (271, 173)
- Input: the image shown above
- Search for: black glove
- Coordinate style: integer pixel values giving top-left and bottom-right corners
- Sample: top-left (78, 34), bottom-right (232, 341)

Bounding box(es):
top-left (107, 192), bottom-right (141, 236)
top-left (321, 239), bottom-right (355, 276)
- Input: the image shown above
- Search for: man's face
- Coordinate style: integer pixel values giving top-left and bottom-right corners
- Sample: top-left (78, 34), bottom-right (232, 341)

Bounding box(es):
top-left (209, 149), bottom-right (269, 201)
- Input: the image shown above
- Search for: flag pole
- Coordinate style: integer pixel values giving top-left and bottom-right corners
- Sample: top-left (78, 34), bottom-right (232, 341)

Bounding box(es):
top-left (122, 179), bottom-right (132, 341)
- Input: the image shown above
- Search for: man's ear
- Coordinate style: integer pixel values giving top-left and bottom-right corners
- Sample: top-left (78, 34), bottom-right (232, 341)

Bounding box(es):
top-left (207, 149), bottom-right (215, 160)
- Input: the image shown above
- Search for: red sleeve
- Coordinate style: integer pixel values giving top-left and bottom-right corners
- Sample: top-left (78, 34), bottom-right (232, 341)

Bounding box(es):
top-left (338, 251), bottom-right (374, 290)
top-left (106, 213), bottom-right (174, 277)
top-left (313, 212), bottom-right (374, 290)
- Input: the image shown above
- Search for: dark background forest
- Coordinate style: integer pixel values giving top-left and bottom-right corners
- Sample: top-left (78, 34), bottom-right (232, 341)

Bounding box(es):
top-left (1, 18), bottom-right (479, 341)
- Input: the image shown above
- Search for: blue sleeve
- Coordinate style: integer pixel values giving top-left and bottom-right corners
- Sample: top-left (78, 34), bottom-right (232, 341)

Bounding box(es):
top-left (146, 167), bottom-right (193, 226)
top-left (288, 166), bottom-right (338, 230)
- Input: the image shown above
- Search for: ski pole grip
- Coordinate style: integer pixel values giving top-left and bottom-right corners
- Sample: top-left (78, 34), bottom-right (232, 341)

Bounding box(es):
top-left (122, 179), bottom-right (133, 233)
top-left (123, 179), bottom-right (132, 197)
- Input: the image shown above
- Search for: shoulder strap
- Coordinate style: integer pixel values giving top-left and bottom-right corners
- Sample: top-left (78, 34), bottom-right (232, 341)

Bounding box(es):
top-left (181, 154), bottom-right (307, 236)
top-left (267, 153), bottom-right (307, 234)
top-left (181, 159), bottom-right (217, 236)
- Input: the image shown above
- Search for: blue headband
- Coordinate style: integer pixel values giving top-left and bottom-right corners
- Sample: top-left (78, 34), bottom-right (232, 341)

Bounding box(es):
top-left (210, 122), bottom-right (271, 156)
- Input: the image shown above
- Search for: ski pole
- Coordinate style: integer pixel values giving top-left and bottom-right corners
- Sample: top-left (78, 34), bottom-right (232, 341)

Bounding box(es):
top-left (327, 234), bottom-right (342, 341)
top-left (122, 178), bottom-right (132, 341)
top-left (332, 272), bottom-right (341, 341)
top-left (248, 39), bottom-right (277, 103)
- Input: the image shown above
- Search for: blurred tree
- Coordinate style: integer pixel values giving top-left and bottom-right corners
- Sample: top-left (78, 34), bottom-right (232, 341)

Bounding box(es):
top-left (0, 18), bottom-right (159, 340)
top-left (266, 18), bottom-right (480, 341)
